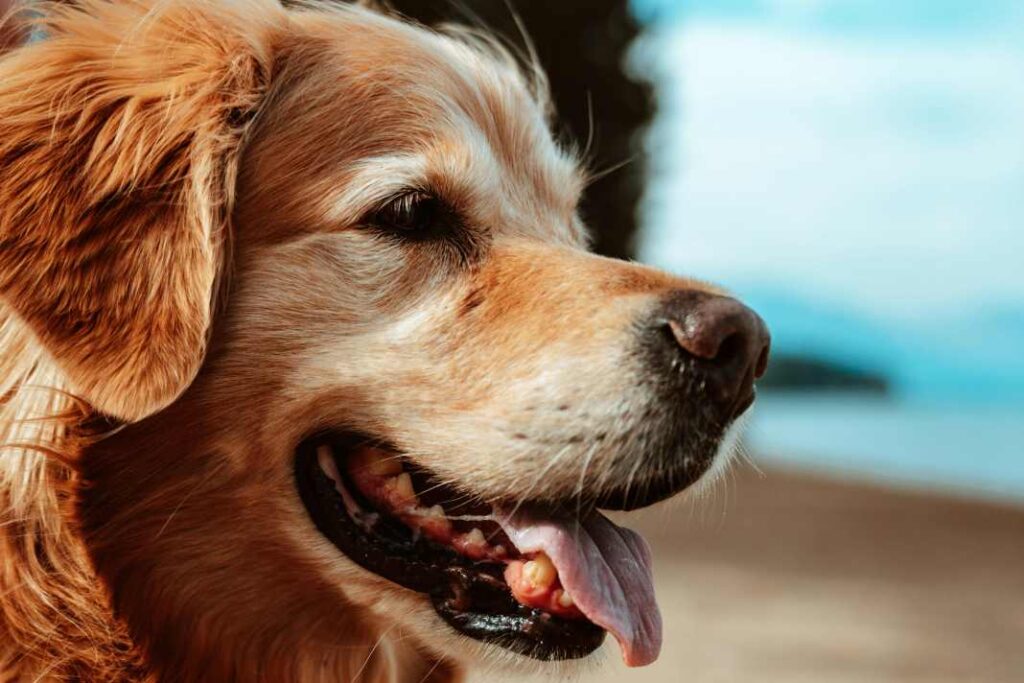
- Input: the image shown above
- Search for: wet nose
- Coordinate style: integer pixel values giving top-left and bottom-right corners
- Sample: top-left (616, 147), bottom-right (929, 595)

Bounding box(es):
top-left (659, 291), bottom-right (771, 420)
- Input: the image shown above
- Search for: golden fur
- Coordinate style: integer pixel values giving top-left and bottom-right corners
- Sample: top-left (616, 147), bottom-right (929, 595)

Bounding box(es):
top-left (0, 1), bottom-right (732, 680)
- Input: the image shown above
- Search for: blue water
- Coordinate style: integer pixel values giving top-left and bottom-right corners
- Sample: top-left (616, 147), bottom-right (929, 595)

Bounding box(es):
top-left (746, 394), bottom-right (1024, 503)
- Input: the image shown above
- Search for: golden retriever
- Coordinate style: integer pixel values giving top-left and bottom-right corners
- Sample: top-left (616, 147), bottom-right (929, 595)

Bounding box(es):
top-left (0, 1), bottom-right (770, 681)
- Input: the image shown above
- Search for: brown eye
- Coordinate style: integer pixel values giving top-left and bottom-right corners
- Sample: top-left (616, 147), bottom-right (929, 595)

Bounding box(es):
top-left (371, 191), bottom-right (443, 236)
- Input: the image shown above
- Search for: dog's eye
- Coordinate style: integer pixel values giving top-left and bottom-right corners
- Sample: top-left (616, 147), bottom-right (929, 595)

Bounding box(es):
top-left (371, 191), bottom-right (444, 236)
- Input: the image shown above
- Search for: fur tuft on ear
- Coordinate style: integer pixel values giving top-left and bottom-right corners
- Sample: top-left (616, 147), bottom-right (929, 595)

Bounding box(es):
top-left (0, 0), bottom-right (281, 421)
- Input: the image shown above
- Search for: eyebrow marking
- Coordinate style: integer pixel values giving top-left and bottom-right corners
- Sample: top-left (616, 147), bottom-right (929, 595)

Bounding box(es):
top-left (323, 153), bottom-right (430, 225)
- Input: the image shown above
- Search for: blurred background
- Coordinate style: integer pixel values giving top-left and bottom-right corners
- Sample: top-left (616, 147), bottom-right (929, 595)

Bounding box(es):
top-left (391, 1), bottom-right (1024, 681)
top-left (633, 0), bottom-right (1024, 504)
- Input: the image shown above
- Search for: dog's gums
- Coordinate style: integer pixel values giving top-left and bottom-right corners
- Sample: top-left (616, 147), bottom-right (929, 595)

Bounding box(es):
top-left (295, 433), bottom-right (662, 666)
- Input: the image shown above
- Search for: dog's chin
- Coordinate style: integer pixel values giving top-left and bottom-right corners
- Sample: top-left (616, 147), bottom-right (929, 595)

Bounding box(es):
top-left (293, 420), bottom-right (735, 668)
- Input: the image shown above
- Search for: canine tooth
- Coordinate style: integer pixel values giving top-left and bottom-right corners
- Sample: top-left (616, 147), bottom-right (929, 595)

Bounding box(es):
top-left (391, 472), bottom-right (416, 502)
top-left (556, 590), bottom-right (574, 608)
top-left (523, 553), bottom-right (557, 590)
top-left (493, 545), bottom-right (507, 556)
top-left (465, 527), bottom-right (486, 546)
top-left (427, 505), bottom-right (446, 519)
top-left (393, 475), bottom-right (413, 497)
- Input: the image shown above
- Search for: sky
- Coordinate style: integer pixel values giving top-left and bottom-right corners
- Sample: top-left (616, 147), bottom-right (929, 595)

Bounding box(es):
top-left (629, 0), bottom-right (1024, 401)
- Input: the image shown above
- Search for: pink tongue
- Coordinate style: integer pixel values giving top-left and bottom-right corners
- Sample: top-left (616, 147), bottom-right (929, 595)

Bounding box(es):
top-left (497, 507), bottom-right (662, 667)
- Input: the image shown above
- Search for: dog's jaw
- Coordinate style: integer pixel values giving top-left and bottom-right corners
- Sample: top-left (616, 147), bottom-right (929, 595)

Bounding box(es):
top-left (76, 404), bottom-right (464, 682)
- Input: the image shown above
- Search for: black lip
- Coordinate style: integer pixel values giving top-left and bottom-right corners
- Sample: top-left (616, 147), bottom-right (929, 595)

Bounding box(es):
top-left (594, 393), bottom-right (755, 511)
top-left (594, 466), bottom-right (705, 511)
top-left (294, 434), bottom-right (605, 661)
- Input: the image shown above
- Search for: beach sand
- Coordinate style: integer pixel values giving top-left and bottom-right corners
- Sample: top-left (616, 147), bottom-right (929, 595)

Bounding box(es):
top-left (475, 463), bottom-right (1024, 683)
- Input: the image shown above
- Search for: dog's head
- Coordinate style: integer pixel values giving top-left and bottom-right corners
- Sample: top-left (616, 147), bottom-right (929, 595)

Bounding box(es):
top-left (0, 1), bottom-right (768, 680)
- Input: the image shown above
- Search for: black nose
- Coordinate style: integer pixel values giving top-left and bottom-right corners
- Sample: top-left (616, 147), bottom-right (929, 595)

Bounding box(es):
top-left (657, 291), bottom-right (771, 421)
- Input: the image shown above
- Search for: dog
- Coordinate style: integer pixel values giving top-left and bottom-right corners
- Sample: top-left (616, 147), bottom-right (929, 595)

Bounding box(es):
top-left (0, 1), bottom-right (770, 681)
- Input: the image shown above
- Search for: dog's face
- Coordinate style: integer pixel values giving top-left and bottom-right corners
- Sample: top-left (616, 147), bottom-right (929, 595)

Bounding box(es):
top-left (0, 2), bottom-right (768, 680)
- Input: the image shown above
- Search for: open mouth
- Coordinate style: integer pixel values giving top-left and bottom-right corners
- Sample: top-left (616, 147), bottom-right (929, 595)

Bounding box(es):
top-left (295, 432), bottom-right (664, 666)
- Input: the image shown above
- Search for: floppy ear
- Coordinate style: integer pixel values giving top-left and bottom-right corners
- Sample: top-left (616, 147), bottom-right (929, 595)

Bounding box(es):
top-left (0, 0), bottom-right (278, 421)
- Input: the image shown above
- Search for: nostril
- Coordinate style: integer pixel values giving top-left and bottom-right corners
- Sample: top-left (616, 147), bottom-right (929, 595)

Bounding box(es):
top-left (667, 318), bottom-right (732, 361)
top-left (713, 331), bottom-right (746, 367)
top-left (657, 291), bottom-right (770, 411)
top-left (667, 318), bottom-right (747, 367)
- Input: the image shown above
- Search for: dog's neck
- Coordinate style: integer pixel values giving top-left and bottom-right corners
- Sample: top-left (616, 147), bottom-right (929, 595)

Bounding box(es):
top-left (0, 455), bottom-right (149, 681)
top-left (0, 310), bottom-right (147, 681)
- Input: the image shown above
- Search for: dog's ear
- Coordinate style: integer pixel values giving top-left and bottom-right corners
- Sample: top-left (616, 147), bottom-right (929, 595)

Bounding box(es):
top-left (0, 0), bottom-right (278, 420)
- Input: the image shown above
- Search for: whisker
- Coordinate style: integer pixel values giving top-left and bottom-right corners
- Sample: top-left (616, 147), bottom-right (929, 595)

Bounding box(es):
top-left (155, 470), bottom-right (214, 540)
top-left (350, 622), bottom-right (396, 682)
top-left (573, 441), bottom-right (599, 523)
top-left (584, 154), bottom-right (637, 187)
top-left (506, 442), bottom-right (573, 520)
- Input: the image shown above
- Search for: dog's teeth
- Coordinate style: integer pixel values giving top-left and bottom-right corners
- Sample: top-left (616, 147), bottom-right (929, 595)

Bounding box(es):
top-left (493, 545), bottom-right (507, 556)
top-left (556, 590), bottom-right (574, 608)
top-left (390, 473), bottom-right (417, 504)
top-left (426, 505), bottom-right (445, 519)
top-left (465, 527), bottom-right (486, 546)
top-left (523, 553), bottom-right (557, 590)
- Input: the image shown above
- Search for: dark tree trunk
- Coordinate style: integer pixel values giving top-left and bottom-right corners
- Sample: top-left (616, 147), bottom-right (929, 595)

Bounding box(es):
top-left (387, 0), bottom-right (654, 260)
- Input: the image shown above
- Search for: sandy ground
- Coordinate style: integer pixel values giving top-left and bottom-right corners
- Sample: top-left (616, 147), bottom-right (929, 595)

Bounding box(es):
top-left (475, 463), bottom-right (1024, 683)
